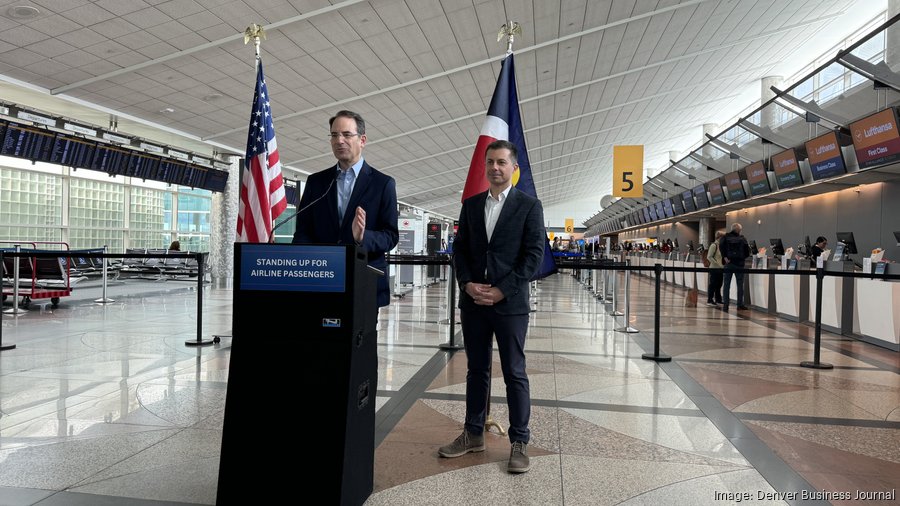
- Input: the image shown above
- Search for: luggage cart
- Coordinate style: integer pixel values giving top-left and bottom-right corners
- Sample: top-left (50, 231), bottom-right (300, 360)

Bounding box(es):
top-left (1, 241), bottom-right (77, 308)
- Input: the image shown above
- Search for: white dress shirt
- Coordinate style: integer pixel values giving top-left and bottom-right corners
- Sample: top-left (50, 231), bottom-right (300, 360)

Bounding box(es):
top-left (484, 185), bottom-right (511, 241)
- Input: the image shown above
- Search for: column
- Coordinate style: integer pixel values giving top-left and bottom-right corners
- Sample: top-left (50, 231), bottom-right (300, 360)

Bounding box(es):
top-left (699, 217), bottom-right (713, 249)
top-left (760, 76), bottom-right (783, 128)
top-left (702, 124), bottom-right (718, 159)
top-left (888, 0), bottom-right (900, 72)
top-left (209, 155), bottom-right (239, 286)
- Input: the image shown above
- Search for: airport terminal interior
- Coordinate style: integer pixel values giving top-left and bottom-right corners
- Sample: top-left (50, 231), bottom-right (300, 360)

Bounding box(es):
top-left (1, 1), bottom-right (900, 504)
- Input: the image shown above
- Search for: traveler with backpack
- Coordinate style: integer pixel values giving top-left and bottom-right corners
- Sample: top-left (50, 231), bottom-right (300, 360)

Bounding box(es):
top-left (706, 230), bottom-right (725, 306)
top-left (719, 223), bottom-right (750, 311)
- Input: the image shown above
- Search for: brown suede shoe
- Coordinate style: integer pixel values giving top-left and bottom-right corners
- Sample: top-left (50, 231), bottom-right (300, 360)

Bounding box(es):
top-left (439, 430), bottom-right (485, 458)
top-left (507, 441), bottom-right (530, 473)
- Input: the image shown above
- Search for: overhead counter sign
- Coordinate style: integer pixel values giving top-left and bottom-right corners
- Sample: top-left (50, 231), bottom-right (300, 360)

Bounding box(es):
top-left (850, 107), bottom-right (900, 169)
top-left (613, 145), bottom-right (643, 197)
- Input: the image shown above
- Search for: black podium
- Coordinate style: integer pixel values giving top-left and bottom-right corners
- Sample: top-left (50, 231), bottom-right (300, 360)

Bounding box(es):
top-left (217, 243), bottom-right (377, 506)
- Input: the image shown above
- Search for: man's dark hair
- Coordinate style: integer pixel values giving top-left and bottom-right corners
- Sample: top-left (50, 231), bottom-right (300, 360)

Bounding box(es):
top-left (486, 139), bottom-right (517, 164)
top-left (816, 236), bottom-right (827, 244)
top-left (329, 110), bottom-right (365, 135)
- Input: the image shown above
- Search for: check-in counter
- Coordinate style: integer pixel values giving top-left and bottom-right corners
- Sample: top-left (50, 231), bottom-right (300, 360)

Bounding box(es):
top-left (664, 258), bottom-right (674, 284)
top-left (852, 264), bottom-right (900, 351)
top-left (774, 260), bottom-right (810, 322)
top-left (684, 258), bottom-right (696, 290)
top-left (749, 256), bottom-right (777, 314)
top-left (696, 262), bottom-right (709, 296)
top-left (808, 260), bottom-right (854, 335)
top-left (673, 259), bottom-right (685, 286)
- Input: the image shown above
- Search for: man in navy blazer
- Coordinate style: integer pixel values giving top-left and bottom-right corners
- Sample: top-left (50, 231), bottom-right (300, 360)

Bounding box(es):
top-left (292, 110), bottom-right (398, 307)
top-left (439, 140), bottom-right (545, 473)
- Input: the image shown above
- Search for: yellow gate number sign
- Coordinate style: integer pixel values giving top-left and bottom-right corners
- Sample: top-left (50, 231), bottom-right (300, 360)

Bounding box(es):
top-left (613, 145), bottom-right (643, 197)
top-left (564, 218), bottom-right (574, 233)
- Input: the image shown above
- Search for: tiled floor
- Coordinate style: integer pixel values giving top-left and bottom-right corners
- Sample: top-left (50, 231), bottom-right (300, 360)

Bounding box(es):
top-left (0, 272), bottom-right (897, 505)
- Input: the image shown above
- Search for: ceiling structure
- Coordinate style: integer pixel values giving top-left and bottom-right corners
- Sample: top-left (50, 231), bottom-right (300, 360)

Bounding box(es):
top-left (0, 0), bottom-right (878, 221)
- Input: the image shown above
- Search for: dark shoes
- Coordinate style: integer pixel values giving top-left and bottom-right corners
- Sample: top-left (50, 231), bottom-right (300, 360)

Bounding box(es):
top-left (439, 431), bottom-right (530, 474)
top-left (439, 430), bottom-right (485, 458)
top-left (737, 305), bottom-right (749, 310)
top-left (508, 441), bottom-right (530, 473)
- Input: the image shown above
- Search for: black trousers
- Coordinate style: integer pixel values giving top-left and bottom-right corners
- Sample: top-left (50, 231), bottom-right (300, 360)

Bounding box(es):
top-left (461, 306), bottom-right (531, 443)
top-left (707, 268), bottom-right (723, 303)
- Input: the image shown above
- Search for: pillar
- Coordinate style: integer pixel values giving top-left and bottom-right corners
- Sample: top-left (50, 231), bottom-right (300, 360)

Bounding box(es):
top-left (888, 0), bottom-right (900, 72)
top-left (760, 76), bottom-right (783, 128)
top-left (699, 217), bottom-right (714, 249)
top-left (702, 123), bottom-right (718, 159)
top-left (210, 155), bottom-right (239, 286)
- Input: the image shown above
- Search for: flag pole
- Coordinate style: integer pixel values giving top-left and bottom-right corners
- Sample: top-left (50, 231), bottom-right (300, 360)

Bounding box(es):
top-left (484, 21), bottom-right (521, 438)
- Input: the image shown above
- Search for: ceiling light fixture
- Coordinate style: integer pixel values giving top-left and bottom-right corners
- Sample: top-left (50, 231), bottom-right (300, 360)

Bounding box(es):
top-left (159, 107), bottom-right (176, 113)
top-left (7, 5), bottom-right (40, 19)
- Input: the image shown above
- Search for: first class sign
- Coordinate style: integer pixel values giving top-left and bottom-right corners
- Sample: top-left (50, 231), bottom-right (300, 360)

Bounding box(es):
top-left (240, 245), bottom-right (345, 292)
top-left (850, 108), bottom-right (900, 169)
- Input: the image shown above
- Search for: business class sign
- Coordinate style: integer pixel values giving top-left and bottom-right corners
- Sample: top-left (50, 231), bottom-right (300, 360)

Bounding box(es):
top-left (240, 244), bottom-right (345, 292)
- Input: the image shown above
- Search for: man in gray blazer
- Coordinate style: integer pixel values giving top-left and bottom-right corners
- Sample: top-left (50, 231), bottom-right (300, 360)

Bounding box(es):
top-left (438, 140), bottom-right (545, 474)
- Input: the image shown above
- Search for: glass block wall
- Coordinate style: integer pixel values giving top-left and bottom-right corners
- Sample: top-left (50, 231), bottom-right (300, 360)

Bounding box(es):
top-left (0, 164), bottom-right (212, 252)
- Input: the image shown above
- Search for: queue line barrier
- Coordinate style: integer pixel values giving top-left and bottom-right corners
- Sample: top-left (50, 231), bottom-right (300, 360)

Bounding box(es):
top-left (556, 258), bottom-right (900, 369)
top-left (1, 250), bottom-right (215, 351)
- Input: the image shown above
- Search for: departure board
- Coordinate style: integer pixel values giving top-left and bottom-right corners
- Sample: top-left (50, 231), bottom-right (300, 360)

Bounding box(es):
top-left (1, 123), bottom-right (56, 162)
top-left (50, 136), bottom-right (96, 168)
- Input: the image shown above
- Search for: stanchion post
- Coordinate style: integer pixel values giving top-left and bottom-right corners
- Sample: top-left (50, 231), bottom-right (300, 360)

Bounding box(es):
top-left (616, 260), bottom-right (639, 333)
top-left (801, 267), bottom-right (833, 369)
top-left (440, 262), bottom-right (463, 350)
top-left (3, 245), bottom-right (26, 315)
top-left (186, 253), bottom-right (218, 347)
top-left (94, 245), bottom-right (114, 304)
top-left (0, 249), bottom-right (15, 350)
top-left (609, 262), bottom-right (623, 316)
top-left (642, 263), bottom-right (671, 362)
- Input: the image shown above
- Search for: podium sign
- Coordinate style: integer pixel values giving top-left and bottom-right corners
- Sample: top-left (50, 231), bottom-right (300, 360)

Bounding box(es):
top-left (218, 243), bottom-right (377, 506)
top-left (239, 244), bottom-right (346, 292)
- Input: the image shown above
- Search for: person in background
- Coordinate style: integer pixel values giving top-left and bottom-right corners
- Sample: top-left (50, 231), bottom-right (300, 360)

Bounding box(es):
top-left (706, 231), bottom-right (724, 306)
top-left (720, 223), bottom-right (750, 311)
top-left (168, 240), bottom-right (180, 251)
top-left (552, 236), bottom-right (562, 251)
top-left (810, 236), bottom-right (827, 259)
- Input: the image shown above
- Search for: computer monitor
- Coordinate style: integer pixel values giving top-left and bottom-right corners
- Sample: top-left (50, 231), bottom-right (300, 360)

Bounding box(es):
top-left (769, 238), bottom-right (785, 256)
top-left (804, 236), bottom-right (812, 256)
top-left (836, 231), bottom-right (857, 254)
top-left (894, 231), bottom-right (900, 247)
top-left (749, 240), bottom-right (758, 255)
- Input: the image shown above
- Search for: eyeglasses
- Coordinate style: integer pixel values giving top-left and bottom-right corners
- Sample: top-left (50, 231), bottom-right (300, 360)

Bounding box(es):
top-left (328, 132), bottom-right (361, 140)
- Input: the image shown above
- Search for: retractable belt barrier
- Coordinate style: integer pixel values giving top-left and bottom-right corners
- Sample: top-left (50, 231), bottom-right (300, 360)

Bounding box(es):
top-left (385, 254), bottom-right (459, 349)
top-left (557, 259), bottom-right (900, 368)
top-left (1, 250), bottom-right (213, 350)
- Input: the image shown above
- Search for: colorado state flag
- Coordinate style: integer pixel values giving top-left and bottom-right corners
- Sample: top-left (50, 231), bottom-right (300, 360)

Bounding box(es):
top-left (462, 53), bottom-right (556, 279)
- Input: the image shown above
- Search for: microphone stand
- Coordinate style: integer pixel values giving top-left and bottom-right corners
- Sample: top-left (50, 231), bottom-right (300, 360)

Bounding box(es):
top-left (270, 172), bottom-right (338, 239)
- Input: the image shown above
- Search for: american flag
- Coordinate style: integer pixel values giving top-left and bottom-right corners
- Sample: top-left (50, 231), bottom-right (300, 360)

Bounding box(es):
top-left (237, 58), bottom-right (287, 243)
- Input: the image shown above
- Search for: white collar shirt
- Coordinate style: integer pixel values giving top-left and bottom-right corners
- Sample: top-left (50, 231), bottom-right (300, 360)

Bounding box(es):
top-left (484, 185), bottom-right (511, 242)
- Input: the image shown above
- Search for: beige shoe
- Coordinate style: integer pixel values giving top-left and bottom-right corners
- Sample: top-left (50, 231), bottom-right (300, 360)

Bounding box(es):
top-left (439, 430), bottom-right (485, 458)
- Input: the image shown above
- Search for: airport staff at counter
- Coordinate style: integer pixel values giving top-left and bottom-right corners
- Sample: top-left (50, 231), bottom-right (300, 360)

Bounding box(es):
top-left (810, 236), bottom-right (828, 259)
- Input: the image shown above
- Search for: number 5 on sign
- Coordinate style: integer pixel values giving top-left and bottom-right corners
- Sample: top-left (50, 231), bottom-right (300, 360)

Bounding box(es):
top-left (613, 145), bottom-right (643, 197)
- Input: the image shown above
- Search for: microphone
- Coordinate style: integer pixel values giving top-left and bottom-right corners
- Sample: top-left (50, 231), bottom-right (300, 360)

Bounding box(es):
top-left (270, 171), bottom-right (338, 237)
